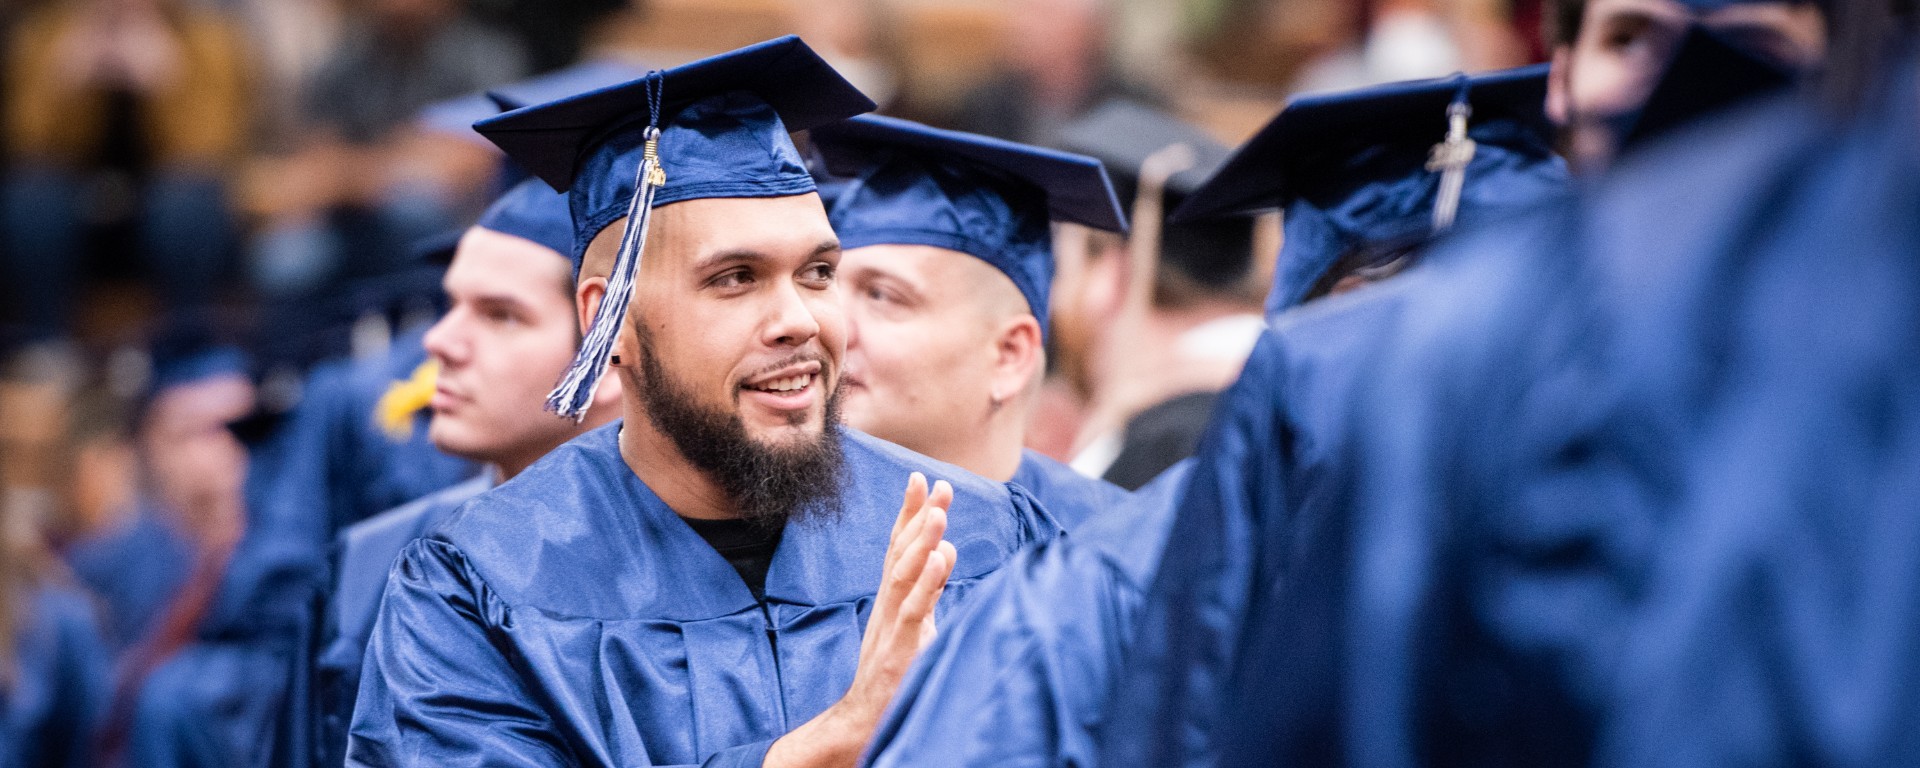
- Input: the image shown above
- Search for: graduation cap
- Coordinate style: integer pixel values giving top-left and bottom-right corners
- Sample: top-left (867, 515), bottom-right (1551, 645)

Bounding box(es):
top-left (148, 345), bottom-right (249, 399)
top-left (810, 114), bottom-right (1127, 335)
top-left (426, 178), bottom-right (575, 265)
top-left (1056, 100), bottom-right (1254, 290)
top-left (139, 314), bottom-right (252, 426)
top-left (474, 36), bottom-right (876, 420)
top-left (1175, 65), bottom-right (1570, 313)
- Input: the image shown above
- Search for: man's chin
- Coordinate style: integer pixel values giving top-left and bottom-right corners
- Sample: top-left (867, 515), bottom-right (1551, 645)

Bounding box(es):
top-left (426, 422), bottom-right (491, 465)
top-left (742, 414), bottom-right (827, 449)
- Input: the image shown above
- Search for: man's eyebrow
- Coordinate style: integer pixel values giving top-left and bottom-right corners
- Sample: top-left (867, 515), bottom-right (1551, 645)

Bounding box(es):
top-left (467, 292), bottom-right (536, 313)
top-left (690, 239), bottom-right (842, 274)
top-left (690, 249), bottom-right (769, 274)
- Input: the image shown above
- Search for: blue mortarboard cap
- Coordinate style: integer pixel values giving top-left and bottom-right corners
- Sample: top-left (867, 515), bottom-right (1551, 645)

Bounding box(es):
top-left (149, 347), bottom-right (248, 396)
top-left (811, 114), bottom-right (1127, 334)
top-left (144, 314), bottom-right (249, 405)
top-left (478, 36), bottom-right (876, 260)
top-left (1175, 65), bottom-right (1569, 312)
top-left (473, 36), bottom-right (877, 419)
top-left (488, 59), bottom-right (652, 115)
top-left (468, 178), bottom-right (576, 261)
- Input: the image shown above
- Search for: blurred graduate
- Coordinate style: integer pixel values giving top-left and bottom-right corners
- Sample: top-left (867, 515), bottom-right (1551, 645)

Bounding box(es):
top-left (1047, 100), bottom-right (1268, 490)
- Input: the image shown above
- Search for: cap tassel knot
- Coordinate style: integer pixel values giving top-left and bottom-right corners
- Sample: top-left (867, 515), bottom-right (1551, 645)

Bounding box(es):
top-left (1427, 75), bottom-right (1477, 232)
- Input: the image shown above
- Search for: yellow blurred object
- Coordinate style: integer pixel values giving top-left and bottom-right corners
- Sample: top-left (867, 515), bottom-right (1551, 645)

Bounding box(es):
top-left (375, 360), bottom-right (438, 441)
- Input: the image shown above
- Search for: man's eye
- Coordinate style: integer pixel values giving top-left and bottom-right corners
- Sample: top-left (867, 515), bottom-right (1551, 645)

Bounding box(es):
top-left (801, 263), bottom-right (836, 285)
top-left (864, 285), bottom-right (896, 304)
top-left (1606, 28), bottom-right (1643, 51)
top-left (713, 270), bottom-right (754, 289)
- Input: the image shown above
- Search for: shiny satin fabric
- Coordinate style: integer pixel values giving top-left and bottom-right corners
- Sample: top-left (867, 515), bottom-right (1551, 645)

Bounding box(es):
top-left (2, 584), bottom-right (109, 768)
top-left (1008, 449), bottom-right (1132, 532)
top-left (1203, 66), bottom-right (1919, 767)
top-left (1100, 281), bottom-right (1419, 768)
top-left (863, 459), bottom-right (1192, 768)
top-left (316, 475), bottom-right (492, 768)
top-left (347, 423), bottom-right (1062, 767)
top-left (1593, 62), bottom-right (1920, 767)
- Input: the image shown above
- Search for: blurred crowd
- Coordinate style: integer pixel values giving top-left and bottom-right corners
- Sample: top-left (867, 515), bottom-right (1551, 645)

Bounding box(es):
top-left (0, 0), bottom-right (1547, 664)
top-left (4, 0), bottom-right (1899, 765)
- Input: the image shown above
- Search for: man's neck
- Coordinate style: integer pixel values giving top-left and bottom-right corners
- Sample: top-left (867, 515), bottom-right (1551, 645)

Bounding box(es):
top-left (908, 402), bottom-right (1028, 483)
top-left (616, 401), bottom-right (736, 521)
top-left (494, 414), bottom-right (616, 481)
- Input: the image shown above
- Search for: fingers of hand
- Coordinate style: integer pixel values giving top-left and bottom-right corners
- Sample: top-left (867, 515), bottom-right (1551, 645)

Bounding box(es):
top-left (925, 480), bottom-right (953, 523)
top-left (894, 540), bottom-right (956, 647)
top-left (890, 473), bottom-right (928, 551)
top-left (890, 504), bottom-right (946, 586)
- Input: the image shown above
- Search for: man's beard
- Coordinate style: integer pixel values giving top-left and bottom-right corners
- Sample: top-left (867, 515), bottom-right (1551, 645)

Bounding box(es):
top-left (627, 327), bottom-right (846, 530)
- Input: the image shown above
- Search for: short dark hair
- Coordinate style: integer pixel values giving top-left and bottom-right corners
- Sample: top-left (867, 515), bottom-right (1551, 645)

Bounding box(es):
top-left (1548, 0), bottom-right (1588, 48)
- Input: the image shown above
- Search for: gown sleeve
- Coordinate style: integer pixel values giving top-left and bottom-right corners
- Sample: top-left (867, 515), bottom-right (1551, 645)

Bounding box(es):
top-left (347, 538), bottom-right (574, 767)
top-left (345, 538), bottom-right (781, 768)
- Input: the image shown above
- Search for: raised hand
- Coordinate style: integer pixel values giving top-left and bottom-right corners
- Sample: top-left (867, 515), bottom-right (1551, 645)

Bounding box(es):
top-left (765, 472), bottom-right (957, 768)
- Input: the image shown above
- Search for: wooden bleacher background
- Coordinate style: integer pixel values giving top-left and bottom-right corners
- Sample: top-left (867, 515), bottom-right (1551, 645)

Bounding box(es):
top-left (585, 0), bottom-right (1287, 146)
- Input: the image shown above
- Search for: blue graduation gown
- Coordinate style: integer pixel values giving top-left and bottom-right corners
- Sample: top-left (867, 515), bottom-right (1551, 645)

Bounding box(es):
top-left (1096, 280), bottom-right (1425, 768)
top-left (1592, 62), bottom-right (1920, 767)
top-left (315, 474), bottom-right (493, 768)
top-left (348, 422), bottom-right (1063, 767)
top-left (3, 583), bottom-right (110, 768)
top-left (863, 459), bottom-right (1192, 768)
top-left (62, 501), bottom-right (194, 652)
top-left (1009, 448), bottom-right (1131, 530)
top-left (1223, 87), bottom-right (1861, 768)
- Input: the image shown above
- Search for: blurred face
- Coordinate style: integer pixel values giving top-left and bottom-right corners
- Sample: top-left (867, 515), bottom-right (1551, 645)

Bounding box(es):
top-left (1011, 0), bottom-right (1104, 79)
top-left (1549, 0), bottom-right (1825, 169)
top-left (840, 244), bottom-right (1013, 456)
top-left (423, 228), bottom-right (582, 474)
top-left (140, 375), bottom-right (253, 541)
top-left (1046, 223), bottom-right (1126, 399)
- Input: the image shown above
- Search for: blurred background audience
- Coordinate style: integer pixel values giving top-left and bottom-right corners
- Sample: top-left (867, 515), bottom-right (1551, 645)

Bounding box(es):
top-left (0, 3), bottom-right (1543, 762)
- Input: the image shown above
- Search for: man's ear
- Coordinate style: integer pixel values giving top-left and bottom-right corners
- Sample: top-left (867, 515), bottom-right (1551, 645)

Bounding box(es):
top-left (578, 273), bottom-right (641, 377)
top-left (989, 315), bottom-right (1045, 405)
top-left (576, 276), bottom-right (608, 339)
top-left (1546, 45), bottom-right (1574, 126)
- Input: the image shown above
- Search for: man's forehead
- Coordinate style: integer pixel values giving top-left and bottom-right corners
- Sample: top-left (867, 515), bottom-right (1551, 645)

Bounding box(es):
top-left (450, 230), bottom-right (571, 289)
top-left (651, 194), bottom-right (837, 259)
top-left (851, 243), bottom-right (1029, 314)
